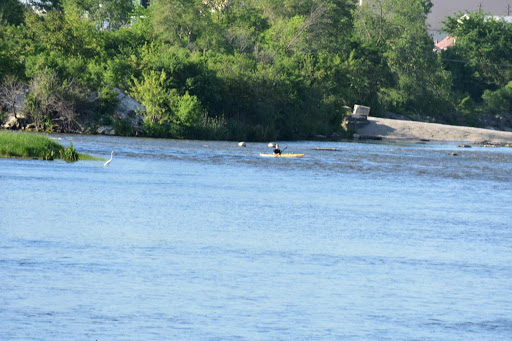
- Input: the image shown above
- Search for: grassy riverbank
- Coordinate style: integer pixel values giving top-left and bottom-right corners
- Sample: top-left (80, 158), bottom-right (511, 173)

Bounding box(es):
top-left (0, 131), bottom-right (103, 161)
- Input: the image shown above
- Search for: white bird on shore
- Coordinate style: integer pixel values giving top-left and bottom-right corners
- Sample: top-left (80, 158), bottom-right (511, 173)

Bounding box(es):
top-left (104, 151), bottom-right (113, 166)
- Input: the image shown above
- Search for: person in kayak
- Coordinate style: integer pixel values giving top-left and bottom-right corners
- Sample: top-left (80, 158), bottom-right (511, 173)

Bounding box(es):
top-left (273, 144), bottom-right (282, 155)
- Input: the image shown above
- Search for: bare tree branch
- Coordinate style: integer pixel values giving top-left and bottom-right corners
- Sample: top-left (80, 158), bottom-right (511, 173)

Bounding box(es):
top-left (0, 75), bottom-right (26, 119)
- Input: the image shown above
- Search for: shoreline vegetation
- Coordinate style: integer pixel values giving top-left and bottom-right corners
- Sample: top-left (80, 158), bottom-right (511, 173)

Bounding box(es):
top-left (0, 131), bottom-right (103, 161)
top-left (1, 1), bottom-right (512, 141)
top-left (1, 118), bottom-right (510, 164)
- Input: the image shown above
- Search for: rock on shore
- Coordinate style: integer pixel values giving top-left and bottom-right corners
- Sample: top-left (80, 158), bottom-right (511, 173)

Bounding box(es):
top-left (356, 117), bottom-right (512, 144)
top-left (1, 88), bottom-right (145, 135)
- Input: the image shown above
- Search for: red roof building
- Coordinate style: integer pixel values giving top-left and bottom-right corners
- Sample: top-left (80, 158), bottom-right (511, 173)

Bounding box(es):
top-left (434, 36), bottom-right (456, 52)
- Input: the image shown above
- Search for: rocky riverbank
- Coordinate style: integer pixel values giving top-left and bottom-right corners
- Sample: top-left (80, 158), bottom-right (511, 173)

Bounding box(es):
top-left (1, 88), bottom-right (145, 136)
top-left (355, 117), bottom-right (512, 145)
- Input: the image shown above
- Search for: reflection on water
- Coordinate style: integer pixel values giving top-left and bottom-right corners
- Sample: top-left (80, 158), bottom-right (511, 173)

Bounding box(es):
top-left (1, 135), bottom-right (512, 340)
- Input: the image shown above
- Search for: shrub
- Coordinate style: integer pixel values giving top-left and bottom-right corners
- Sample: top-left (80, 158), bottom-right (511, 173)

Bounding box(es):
top-left (482, 81), bottom-right (512, 113)
top-left (96, 86), bottom-right (120, 117)
top-left (60, 142), bottom-right (79, 162)
top-left (173, 91), bottom-right (203, 127)
top-left (113, 118), bottom-right (135, 136)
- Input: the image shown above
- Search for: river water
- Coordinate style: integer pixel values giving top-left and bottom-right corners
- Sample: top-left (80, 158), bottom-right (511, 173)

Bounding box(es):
top-left (1, 135), bottom-right (511, 340)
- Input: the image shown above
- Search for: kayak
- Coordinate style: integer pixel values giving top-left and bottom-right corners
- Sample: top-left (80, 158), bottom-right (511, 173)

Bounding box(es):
top-left (260, 153), bottom-right (305, 158)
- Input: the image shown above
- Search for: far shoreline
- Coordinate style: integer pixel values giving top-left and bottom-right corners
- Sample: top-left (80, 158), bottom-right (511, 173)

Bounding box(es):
top-left (355, 117), bottom-right (512, 146)
top-left (2, 117), bottom-right (512, 148)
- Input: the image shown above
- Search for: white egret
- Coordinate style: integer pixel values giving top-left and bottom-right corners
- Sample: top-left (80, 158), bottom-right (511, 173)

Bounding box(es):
top-left (104, 151), bottom-right (113, 166)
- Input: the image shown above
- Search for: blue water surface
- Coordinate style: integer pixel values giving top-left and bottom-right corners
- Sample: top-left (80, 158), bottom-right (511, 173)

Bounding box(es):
top-left (1, 135), bottom-right (511, 340)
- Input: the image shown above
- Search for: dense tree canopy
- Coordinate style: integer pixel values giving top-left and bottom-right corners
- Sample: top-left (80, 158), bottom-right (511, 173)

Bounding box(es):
top-left (354, 0), bottom-right (452, 114)
top-left (0, 0), bottom-right (511, 139)
top-left (443, 12), bottom-right (512, 99)
top-left (0, 0), bottom-right (25, 26)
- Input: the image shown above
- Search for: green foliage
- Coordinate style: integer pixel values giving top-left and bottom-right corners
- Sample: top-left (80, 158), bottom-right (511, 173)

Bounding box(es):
top-left (1, 0), bottom-right (512, 142)
top-left (174, 91), bottom-right (203, 127)
top-left (220, 3), bottom-right (269, 54)
top-left (0, 131), bottom-right (63, 159)
top-left (24, 9), bottom-right (107, 88)
top-left (0, 0), bottom-right (25, 26)
top-left (25, 69), bottom-right (59, 129)
top-left (113, 118), bottom-right (135, 136)
top-left (103, 55), bottom-right (136, 89)
top-left (152, 0), bottom-right (213, 48)
top-left (443, 12), bottom-right (512, 101)
top-left (25, 9), bottom-right (102, 60)
top-left (96, 86), bottom-right (120, 117)
top-left (130, 66), bottom-right (206, 132)
top-left (127, 5), bottom-right (154, 42)
top-left (0, 131), bottom-right (101, 161)
top-left (0, 24), bottom-right (28, 81)
top-left (60, 142), bottom-right (79, 162)
top-left (62, 0), bottom-right (134, 31)
top-left (131, 69), bottom-right (172, 124)
top-left (482, 81), bottom-right (512, 113)
top-left (25, 68), bottom-right (88, 132)
top-left (343, 40), bottom-right (391, 113)
top-left (26, 0), bottom-right (63, 12)
top-left (457, 96), bottom-right (476, 113)
top-left (355, 0), bottom-right (453, 115)
top-left (308, 0), bottom-right (356, 54)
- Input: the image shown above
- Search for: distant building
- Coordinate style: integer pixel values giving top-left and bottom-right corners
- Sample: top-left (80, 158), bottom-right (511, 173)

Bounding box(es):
top-left (427, 0), bottom-right (510, 42)
top-left (487, 15), bottom-right (512, 23)
top-left (433, 14), bottom-right (512, 52)
top-left (428, 0), bottom-right (509, 31)
top-left (434, 35), bottom-right (456, 52)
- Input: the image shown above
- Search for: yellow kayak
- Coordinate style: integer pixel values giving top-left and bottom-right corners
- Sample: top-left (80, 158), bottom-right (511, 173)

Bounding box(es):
top-left (260, 153), bottom-right (305, 158)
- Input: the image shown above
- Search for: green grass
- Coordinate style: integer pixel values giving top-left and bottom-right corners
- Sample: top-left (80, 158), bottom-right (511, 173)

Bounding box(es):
top-left (78, 153), bottom-right (104, 161)
top-left (0, 131), bottom-right (104, 162)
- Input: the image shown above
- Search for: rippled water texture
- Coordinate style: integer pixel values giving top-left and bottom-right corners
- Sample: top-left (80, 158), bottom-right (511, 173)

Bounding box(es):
top-left (1, 135), bottom-right (511, 340)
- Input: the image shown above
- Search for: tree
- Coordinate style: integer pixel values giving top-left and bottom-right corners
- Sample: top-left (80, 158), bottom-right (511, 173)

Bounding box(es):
top-left (26, 0), bottom-right (64, 12)
top-left (0, 0), bottom-right (25, 26)
top-left (354, 0), bottom-right (432, 45)
top-left (130, 69), bottom-right (205, 132)
top-left (305, 0), bottom-right (356, 54)
top-left (25, 69), bottom-right (85, 131)
top-left (130, 69), bottom-right (172, 124)
top-left (220, 2), bottom-right (269, 54)
top-left (0, 76), bottom-right (26, 119)
top-left (62, 0), bottom-right (134, 31)
top-left (24, 9), bottom-right (101, 59)
top-left (23, 8), bottom-right (109, 89)
top-left (259, 0), bottom-right (355, 57)
top-left (173, 91), bottom-right (203, 127)
top-left (482, 81), bottom-right (512, 113)
top-left (354, 0), bottom-right (452, 114)
top-left (151, 0), bottom-right (213, 49)
top-left (442, 11), bottom-right (512, 101)
top-left (0, 24), bottom-right (28, 81)
top-left (343, 39), bottom-right (392, 113)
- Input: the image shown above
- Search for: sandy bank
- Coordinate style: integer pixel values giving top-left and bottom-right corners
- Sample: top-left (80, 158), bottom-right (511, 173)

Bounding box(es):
top-left (356, 117), bottom-right (512, 144)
